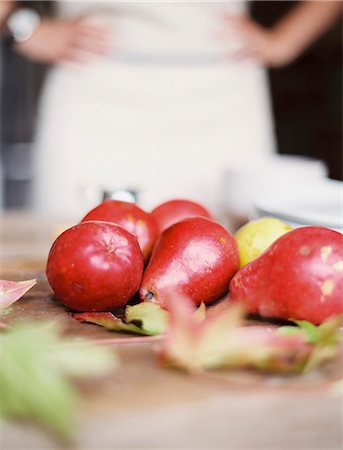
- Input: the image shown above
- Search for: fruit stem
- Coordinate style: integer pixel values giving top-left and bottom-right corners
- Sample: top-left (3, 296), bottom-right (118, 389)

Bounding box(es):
top-left (145, 291), bottom-right (155, 301)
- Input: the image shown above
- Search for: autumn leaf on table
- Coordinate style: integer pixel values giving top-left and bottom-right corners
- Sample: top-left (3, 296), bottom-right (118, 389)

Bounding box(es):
top-left (0, 279), bottom-right (36, 310)
top-left (74, 311), bottom-right (150, 335)
top-left (278, 317), bottom-right (341, 372)
top-left (0, 321), bottom-right (117, 440)
top-left (125, 303), bottom-right (169, 335)
top-left (74, 302), bottom-right (205, 337)
top-left (160, 293), bottom-right (340, 373)
top-left (0, 279), bottom-right (37, 329)
top-left (74, 302), bottom-right (169, 336)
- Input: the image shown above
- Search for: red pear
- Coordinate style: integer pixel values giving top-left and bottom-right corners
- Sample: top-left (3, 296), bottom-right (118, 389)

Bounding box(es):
top-left (230, 226), bottom-right (343, 324)
top-left (82, 200), bottom-right (157, 261)
top-left (151, 199), bottom-right (213, 234)
top-left (140, 217), bottom-right (239, 306)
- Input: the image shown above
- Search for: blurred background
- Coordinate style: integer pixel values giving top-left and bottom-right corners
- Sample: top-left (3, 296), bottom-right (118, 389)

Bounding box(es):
top-left (0, 1), bottom-right (342, 228)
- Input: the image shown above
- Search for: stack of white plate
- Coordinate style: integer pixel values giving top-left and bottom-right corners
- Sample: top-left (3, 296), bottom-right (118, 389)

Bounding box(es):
top-left (253, 178), bottom-right (342, 233)
top-left (220, 154), bottom-right (329, 231)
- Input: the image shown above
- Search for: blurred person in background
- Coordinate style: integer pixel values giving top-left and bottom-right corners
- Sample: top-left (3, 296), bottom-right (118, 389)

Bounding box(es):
top-left (0, 1), bottom-right (342, 219)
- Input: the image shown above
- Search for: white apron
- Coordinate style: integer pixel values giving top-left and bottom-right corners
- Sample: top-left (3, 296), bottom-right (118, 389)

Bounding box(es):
top-left (33, 1), bottom-right (275, 220)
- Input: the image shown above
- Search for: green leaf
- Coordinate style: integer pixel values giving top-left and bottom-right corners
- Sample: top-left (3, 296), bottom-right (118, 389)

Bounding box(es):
top-left (74, 312), bottom-right (150, 335)
top-left (278, 326), bottom-right (303, 336)
top-left (302, 316), bottom-right (341, 372)
top-left (0, 321), bottom-right (117, 439)
top-left (126, 303), bottom-right (169, 335)
top-left (291, 320), bottom-right (319, 343)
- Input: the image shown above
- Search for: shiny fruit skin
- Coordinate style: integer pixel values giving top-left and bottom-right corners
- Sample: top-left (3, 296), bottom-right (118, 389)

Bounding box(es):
top-left (140, 217), bottom-right (239, 306)
top-left (47, 221), bottom-right (144, 312)
top-left (82, 200), bottom-right (157, 261)
top-left (151, 199), bottom-right (213, 234)
top-left (230, 226), bottom-right (343, 324)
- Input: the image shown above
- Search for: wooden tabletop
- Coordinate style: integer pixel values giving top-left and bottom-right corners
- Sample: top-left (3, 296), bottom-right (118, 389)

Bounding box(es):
top-left (1, 212), bottom-right (342, 450)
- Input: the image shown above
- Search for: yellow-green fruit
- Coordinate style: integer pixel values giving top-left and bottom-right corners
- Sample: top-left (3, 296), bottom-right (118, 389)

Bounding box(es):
top-left (235, 217), bottom-right (292, 267)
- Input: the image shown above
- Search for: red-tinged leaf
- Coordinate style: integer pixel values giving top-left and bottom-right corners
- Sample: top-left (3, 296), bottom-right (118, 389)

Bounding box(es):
top-left (73, 312), bottom-right (149, 335)
top-left (160, 293), bottom-right (339, 373)
top-left (85, 335), bottom-right (164, 345)
top-left (162, 293), bottom-right (203, 370)
top-left (162, 294), bottom-right (245, 371)
top-left (74, 302), bottom-right (203, 337)
top-left (0, 279), bottom-right (37, 310)
top-left (0, 321), bottom-right (8, 330)
top-left (228, 326), bottom-right (312, 372)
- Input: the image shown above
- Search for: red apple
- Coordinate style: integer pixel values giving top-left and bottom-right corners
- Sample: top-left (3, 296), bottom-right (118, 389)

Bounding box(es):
top-left (46, 221), bottom-right (144, 312)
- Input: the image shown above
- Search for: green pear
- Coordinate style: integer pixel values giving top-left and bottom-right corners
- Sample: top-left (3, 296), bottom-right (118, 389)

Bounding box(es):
top-left (235, 217), bottom-right (292, 267)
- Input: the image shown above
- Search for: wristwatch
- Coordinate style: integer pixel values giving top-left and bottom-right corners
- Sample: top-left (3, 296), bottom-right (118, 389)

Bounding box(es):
top-left (6, 8), bottom-right (41, 45)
